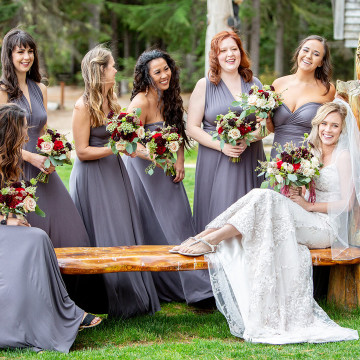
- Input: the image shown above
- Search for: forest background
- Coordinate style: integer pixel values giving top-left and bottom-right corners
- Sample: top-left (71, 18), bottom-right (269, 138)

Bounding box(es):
top-left (0, 0), bottom-right (356, 94)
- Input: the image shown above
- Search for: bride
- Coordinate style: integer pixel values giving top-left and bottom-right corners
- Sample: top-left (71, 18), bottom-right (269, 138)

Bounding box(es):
top-left (174, 99), bottom-right (359, 344)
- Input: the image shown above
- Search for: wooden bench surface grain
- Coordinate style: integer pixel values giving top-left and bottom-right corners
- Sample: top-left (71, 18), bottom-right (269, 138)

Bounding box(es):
top-left (54, 245), bottom-right (360, 275)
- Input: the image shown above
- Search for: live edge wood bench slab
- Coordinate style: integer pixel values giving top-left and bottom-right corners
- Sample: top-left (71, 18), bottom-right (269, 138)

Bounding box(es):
top-left (55, 245), bottom-right (360, 309)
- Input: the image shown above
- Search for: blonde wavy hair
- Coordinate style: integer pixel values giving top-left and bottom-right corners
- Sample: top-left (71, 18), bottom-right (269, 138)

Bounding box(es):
top-left (308, 102), bottom-right (347, 158)
top-left (81, 45), bottom-right (121, 128)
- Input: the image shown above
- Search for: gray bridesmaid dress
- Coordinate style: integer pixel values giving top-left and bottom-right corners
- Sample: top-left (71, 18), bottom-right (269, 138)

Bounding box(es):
top-left (194, 77), bottom-right (266, 233)
top-left (124, 122), bottom-right (213, 304)
top-left (70, 125), bottom-right (161, 318)
top-left (0, 226), bottom-right (83, 353)
top-left (12, 79), bottom-right (99, 311)
top-left (270, 102), bottom-right (321, 158)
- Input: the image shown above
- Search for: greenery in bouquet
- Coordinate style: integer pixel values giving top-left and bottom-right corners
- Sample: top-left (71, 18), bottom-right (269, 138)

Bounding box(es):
top-left (142, 126), bottom-right (183, 176)
top-left (36, 128), bottom-right (73, 183)
top-left (232, 84), bottom-right (284, 137)
top-left (0, 179), bottom-right (45, 220)
top-left (256, 135), bottom-right (321, 203)
top-left (106, 108), bottom-right (145, 155)
top-left (212, 109), bottom-right (256, 163)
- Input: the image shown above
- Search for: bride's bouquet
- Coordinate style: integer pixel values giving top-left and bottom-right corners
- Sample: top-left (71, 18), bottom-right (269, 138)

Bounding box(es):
top-left (212, 110), bottom-right (256, 163)
top-left (256, 136), bottom-right (321, 203)
top-left (36, 128), bottom-right (73, 183)
top-left (106, 108), bottom-right (145, 155)
top-left (232, 84), bottom-right (283, 137)
top-left (143, 125), bottom-right (183, 176)
top-left (0, 179), bottom-right (45, 220)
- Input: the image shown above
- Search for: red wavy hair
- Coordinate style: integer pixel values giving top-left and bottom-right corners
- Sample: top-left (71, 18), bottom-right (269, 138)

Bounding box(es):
top-left (208, 31), bottom-right (253, 85)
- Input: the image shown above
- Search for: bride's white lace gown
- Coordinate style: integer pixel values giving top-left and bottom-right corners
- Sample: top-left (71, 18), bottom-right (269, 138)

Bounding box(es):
top-left (206, 164), bottom-right (359, 344)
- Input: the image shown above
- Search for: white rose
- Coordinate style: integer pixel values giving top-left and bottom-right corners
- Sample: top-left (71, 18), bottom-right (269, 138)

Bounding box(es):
top-left (275, 174), bottom-right (284, 184)
top-left (23, 196), bottom-right (36, 212)
top-left (267, 97), bottom-right (275, 109)
top-left (40, 141), bottom-right (53, 154)
top-left (302, 168), bottom-right (315, 177)
top-left (311, 157), bottom-right (320, 168)
top-left (136, 127), bottom-right (145, 139)
top-left (168, 141), bottom-right (179, 153)
top-left (247, 94), bottom-right (258, 106)
top-left (115, 142), bottom-right (126, 152)
top-left (256, 98), bottom-right (267, 109)
top-left (228, 128), bottom-right (241, 140)
top-left (301, 159), bottom-right (311, 169)
top-left (282, 163), bottom-right (293, 173)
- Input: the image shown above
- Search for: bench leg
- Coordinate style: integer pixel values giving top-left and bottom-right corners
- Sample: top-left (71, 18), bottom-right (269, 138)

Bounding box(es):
top-left (327, 264), bottom-right (360, 308)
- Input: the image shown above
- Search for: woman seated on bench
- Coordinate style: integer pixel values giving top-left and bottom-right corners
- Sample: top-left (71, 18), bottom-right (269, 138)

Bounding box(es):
top-left (0, 104), bottom-right (101, 353)
top-left (174, 99), bottom-right (360, 344)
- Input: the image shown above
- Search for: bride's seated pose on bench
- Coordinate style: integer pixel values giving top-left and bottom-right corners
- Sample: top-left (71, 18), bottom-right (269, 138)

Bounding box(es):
top-left (174, 99), bottom-right (360, 344)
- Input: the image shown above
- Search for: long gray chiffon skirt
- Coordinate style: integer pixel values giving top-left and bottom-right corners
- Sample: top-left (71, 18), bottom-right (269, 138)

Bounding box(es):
top-left (0, 226), bottom-right (84, 353)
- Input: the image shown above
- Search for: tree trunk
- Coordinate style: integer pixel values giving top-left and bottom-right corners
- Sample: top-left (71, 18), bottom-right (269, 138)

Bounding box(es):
top-left (88, 3), bottom-right (101, 50)
top-left (250, 0), bottom-right (260, 76)
top-left (205, 0), bottom-right (234, 75)
top-left (274, 1), bottom-right (284, 77)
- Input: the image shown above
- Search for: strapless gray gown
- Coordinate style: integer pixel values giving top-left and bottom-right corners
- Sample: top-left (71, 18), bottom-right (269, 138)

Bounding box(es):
top-left (70, 125), bottom-right (160, 318)
top-left (271, 102), bottom-right (321, 158)
top-left (11, 79), bottom-right (96, 310)
top-left (124, 121), bottom-right (213, 304)
top-left (0, 226), bottom-right (83, 353)
top-left (194, 77), bottom-right (266, 233)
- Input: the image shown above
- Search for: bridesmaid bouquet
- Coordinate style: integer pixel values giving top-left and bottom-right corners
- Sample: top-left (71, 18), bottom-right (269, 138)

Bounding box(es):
top-left (0, 179), bottom-right (45, 220)
top-left (142, 126), bottom-right (183, 176)
top-left (36, 128), bottom-right (73, 183)
top-left (212, 110), bottom-right (256, 163)
top-left (256, 135), bottom-right (321, 203)
top-left (232, 84), bottom-right (283, 137)
top-left (106, 108), bottom-right (145, 155)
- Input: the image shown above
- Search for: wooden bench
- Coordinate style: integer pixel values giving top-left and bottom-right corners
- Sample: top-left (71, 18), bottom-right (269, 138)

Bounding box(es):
top-left (55, 245), bottom-right (360, 308)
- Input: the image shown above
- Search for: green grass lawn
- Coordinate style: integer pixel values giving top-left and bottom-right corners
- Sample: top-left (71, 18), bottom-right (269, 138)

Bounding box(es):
top-left (2, 152), bottom-right (360, 359)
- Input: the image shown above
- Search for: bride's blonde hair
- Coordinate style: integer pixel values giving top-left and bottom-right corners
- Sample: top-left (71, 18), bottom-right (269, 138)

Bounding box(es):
top-left (308, 102), bottom-right (347, 158)
top-left (81, 45), bottom-right (121, 128)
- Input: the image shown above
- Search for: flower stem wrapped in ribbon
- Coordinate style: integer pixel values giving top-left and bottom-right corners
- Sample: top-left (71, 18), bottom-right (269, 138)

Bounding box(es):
top-left (142, 125), bottom-right (183, 176)
top-left (106, 108), bottom-right (145, 155)
top-left (36, 128), bottom-right (73, 183)
top-left (232, 84), bottom-right (284, 137)
top-left (0, 178), bottom-right (45, 220)
top-left (256, 134), bottom-right (321, 203)
top-left (212, 110), bottom-right (256, 163)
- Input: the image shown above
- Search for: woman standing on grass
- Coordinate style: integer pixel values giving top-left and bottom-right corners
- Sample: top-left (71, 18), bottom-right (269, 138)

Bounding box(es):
top-left (125, 49), bottom-right (213, 306)
top-left (0, 28), bottom-right (96, 310)
top-left (0, 103), bottom-right (101, 353)
top-left (70, 45), bottom-right (160, 318)
top-left (187, 31), bottom-right (266, 234)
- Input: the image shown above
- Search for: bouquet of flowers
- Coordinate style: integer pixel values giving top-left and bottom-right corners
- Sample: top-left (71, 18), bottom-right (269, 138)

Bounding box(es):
top-left (232, 84), bottom-right (284, 137)
top-left (106, 108), bottom-right (145, 155)
top-left (142, 125), bottom-right (183, 176)
top-left (0, 179), bottom-right (45, 220)
top-left (256, 136), bottom-right (321, 203)
top-left (212, 110), bottom-right (256, 163)
top-left (36, 128), bottom-right (73, 183)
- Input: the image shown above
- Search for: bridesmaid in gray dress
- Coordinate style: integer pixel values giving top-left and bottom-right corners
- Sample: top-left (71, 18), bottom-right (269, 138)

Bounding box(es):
top-left (0, 28), bottom-right (98, 311)
top-left (269, 35), bottom-right (335, 299)
top-left (186, 31), bottom-right (266, 234)
top-left (0, 103), bottom-right (101, 353)
top-left (70, 45), bottom-right (160, 318)
top-left (125, 50), bottom-right (213, 304)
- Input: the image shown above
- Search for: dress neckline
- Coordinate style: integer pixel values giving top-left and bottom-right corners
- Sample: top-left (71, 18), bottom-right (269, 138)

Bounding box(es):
top-left (282, 102), bottom-right (321, 115)
top-left (219, 77), bottom-right (244, 102)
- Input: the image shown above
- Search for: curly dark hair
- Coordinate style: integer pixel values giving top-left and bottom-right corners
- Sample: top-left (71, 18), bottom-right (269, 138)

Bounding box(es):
top-left (0, 28), bottom-right (42, 100)
top-left (0, 103), bottom-right (27, 187)
top-left (131, 49), bottom-right (189, 147)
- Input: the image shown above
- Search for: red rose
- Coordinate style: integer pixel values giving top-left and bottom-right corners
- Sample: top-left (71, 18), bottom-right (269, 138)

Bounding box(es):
top-left (53, 140), bottom-right (64, 151)
top-left (218, 127), bottom-right (224, 134)
top-left (156, 146), bottom-right (167, 155)
top-left (293, 163), bottom-right (301, 171)
top-left (118, 112), bottom-right (127, 120)
top-left (258, 90), bottom-right (264, 93)
top-left (152, 133), bottom-right (163, 139)
top-left (276, 160), bottom-right (283, 170)
top-left (37, 138), bottom-right (44, 147)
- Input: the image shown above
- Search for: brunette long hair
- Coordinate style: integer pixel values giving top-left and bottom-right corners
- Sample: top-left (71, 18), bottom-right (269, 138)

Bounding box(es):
top-left (208, 31), bottom-right (253, 85)
top-left (81, 45), bottom-right (121, 128)
top-left (0, 103), bottom-right (27, 187)
top-left (131, 49), bottom-right (189, 146)
top-left (291, 35), bottom-right (332, 95)
top-left (0, 28), bottom-right (42, 100)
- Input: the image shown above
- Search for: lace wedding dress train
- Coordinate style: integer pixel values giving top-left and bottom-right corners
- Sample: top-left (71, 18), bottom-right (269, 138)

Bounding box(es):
top-left (205, 164), bottom-right (358, 344)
